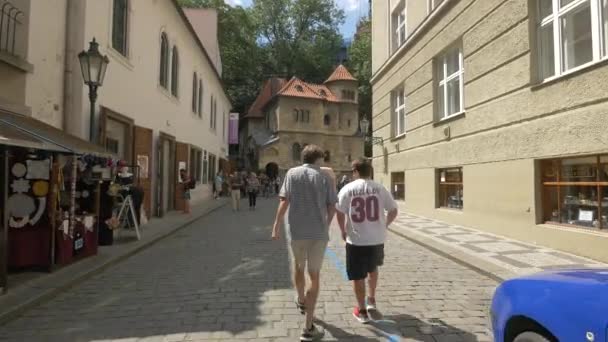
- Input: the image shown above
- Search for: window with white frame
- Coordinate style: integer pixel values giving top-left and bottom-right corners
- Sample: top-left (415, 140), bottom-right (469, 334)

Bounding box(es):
top-left (392, 87), bottom-right (406, 137)
top-left (391, 1), bottom-right (407, 53)
top-left (435, 45), bottom-right (464, 120)
top-left (537, 0), bottom-right (608, 80)
top-left (427, 0), bottom-right (445, 14)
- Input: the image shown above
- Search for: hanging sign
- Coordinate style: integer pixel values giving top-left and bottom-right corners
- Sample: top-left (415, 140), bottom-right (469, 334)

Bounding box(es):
top-left (228, 113), bottom-right (239, 145)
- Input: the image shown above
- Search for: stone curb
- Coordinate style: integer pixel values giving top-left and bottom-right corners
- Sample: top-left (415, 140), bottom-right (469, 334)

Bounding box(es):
top-left (0, 200), bottom-right (228, 326)
top-left (388, 227), bottom-right (512, 283)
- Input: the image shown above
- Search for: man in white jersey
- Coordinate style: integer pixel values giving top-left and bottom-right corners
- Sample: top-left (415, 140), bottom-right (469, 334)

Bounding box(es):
top-left (336, 158), bottom-right (398, 323)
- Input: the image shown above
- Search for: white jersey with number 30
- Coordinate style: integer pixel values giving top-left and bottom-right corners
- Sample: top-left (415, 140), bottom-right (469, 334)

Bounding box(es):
top-left (336, 179), bottom-right (398, 246)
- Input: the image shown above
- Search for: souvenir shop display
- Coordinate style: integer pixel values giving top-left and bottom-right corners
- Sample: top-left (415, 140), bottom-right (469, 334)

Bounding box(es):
top-left (104, 165), bottom-right (142, 241)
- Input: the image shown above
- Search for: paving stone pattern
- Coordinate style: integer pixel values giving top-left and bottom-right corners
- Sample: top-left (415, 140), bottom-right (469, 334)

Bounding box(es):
top-left (0, 199), bottom-right (495, 341)
top-left (393, 213), bottom-right (607, 276)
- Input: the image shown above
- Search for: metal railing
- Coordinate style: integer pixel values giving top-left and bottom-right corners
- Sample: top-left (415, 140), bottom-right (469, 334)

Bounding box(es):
top-left (0, 1), bottom-right (23, 56)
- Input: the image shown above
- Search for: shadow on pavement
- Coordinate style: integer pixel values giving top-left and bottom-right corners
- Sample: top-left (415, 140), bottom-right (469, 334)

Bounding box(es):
top-left (0, 198), bottom-right (293, 341)
top-left (318, 313), bottom-right (481, 341)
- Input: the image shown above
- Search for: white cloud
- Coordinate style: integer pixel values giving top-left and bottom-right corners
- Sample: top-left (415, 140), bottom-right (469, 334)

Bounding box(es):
top-left (337, 0), bottom-right (360, 11)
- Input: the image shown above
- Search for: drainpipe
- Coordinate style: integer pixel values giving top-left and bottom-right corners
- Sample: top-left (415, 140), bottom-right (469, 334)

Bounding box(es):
top-left (62, 0), bottom-right (85, 138)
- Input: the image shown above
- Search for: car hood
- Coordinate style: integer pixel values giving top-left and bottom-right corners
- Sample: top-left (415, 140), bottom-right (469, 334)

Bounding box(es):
top-left (514, 268), bottom-right (608, 286)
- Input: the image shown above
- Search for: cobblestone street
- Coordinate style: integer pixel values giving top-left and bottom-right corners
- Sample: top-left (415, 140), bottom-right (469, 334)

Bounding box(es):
top-left (0, 198), bottom-right (496, 341)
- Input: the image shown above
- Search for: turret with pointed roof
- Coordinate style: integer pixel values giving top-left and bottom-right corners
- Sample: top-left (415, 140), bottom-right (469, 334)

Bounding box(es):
top-left (324, 64), bottom-right (357, 84)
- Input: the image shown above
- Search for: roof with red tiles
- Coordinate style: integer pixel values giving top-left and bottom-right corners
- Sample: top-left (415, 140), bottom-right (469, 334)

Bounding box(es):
top-left (277, 77), bottom-right (343, 102)
top-left (324, 64), bottom-right (357, 83)
top-left (246, 78), bottom-right (287, 118)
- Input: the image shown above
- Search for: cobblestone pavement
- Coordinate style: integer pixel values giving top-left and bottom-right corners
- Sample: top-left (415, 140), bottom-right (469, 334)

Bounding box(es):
top-left (392, 211), bottom-right (606, 276)
top-left (0, 198), bottom-right (496, 342)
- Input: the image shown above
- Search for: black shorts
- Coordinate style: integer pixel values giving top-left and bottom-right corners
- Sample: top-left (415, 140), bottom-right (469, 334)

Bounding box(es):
top-left (345, 243), bottom-right (384, 281)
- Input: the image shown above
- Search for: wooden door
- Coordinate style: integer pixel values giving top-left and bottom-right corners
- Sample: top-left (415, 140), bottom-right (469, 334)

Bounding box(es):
top-left (133, 126), bottom-right (153, 216)
top-left (174, 142), bottom-right (189, 211)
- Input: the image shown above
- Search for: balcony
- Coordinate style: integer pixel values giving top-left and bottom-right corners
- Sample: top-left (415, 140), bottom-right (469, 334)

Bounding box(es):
top-left (0, 0), bottom-right (32, 72)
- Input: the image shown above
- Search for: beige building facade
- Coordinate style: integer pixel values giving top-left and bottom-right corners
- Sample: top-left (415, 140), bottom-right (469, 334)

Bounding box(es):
top-left (0, 0), bottom-right (231, 217)
top-left (257, 66), bottom-right (364, 176)
top-left (371, 0), bottom-right (608, 262)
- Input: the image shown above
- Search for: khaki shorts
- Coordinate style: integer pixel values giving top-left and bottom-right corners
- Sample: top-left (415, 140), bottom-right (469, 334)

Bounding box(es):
top-left (290, 240), bottom-right (328, 273)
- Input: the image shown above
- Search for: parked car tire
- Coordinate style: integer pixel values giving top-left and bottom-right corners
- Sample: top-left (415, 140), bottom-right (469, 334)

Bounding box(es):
top-left (513, 332), bottom-right (551, 342)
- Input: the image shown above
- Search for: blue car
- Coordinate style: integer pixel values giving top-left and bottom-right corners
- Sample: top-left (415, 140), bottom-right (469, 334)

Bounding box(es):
top-left (491, 268), bottom-right (608, 342)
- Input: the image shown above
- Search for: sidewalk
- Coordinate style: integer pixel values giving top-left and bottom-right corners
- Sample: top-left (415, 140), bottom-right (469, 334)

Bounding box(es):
top-left (0, 197), bottom-right (228, 325)
top-left (390, 205), bottom-right (607, 281)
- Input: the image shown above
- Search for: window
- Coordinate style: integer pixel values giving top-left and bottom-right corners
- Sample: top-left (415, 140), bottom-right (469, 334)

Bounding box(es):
top-left (537, 0), bottom-right (608, 80)
top-left (171, 47), bottom-right (179, 96)
top-left (319, 89), bottom-right (327, 97)
top-left (295, 85), bottom-right (304, 92)
top-left (435, 45), bottom-right (464, 120)
top-left (427, 0), bottom-right (444, 14)
top-left (190, 148), bottom-right (203, 183)
top-left (341, 90), bottom-right (355, 100)
top-left (106, 138), bottom-right (119, 154)
top-left (294, 109), bottom-right (310, 122)
top-left (213, 99), bottom-right (218, 131)
top-left (324, 114), bottom-right (331, 126)
top-left (392, 1), bottom-right (407, 53)
top-left (112, 0), bottom-right (129, 56)
top-left (210, 96), bottom-right (214, 128)
top-left (541, 155), bottom-right (608, 229)
top-left (292, 143), bottom-right (302, 161)
top-left (391, 87), bottom-right (406, 137)
top-left (437, 168), bottom-right (463, 210)
top-left (202, 151), bottom-right (209, 184)
top-left (324, 151), bottom-right (331, 162)
top-left (192, 73), bottom-right (198, 113)
top-left (391, 172), bottom-right (405, 200)
top-left (223, 112), bottom-right (226, 140)
top-left (348, 119), bottom-right (351, 127)
top-left (198, 80), bottom-right (203, 117)
top-left (159, 33), bottom-right (169, 88)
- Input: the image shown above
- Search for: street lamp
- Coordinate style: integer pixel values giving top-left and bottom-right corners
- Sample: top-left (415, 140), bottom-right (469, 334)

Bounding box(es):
top-left (78, 38), bottom-right (109, 143)
top-left (360, 117), bottom-right (383, 146)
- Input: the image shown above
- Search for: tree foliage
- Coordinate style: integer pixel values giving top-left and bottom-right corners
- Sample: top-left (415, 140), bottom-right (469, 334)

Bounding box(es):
top-left (178, 0), bottom-right (346, 112)
top-left (347, 18), bottom-right (372, 156)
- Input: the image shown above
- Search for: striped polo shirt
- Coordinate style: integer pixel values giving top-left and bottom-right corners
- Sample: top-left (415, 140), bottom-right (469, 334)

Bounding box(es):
top-left (280, 164), bottom-right (337, 241)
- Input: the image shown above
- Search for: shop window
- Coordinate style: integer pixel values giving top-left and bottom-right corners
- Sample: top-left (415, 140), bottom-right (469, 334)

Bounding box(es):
top-left (106, 138), bottom-right (119, 154)
top-left (208, 154), bottom-right (217, 184)
top-left (190, 148), bottom-right (203, 184)
top-left (536, 0), bottom-right (608, 80)
top-left (437, 167), bottom-right (463, 210)
top-left (112, 0), bottom-right (129, 56)
top-left (541, 155), bottom-right (608, 229)
top-left (391, 172), bottom-right (405, 200)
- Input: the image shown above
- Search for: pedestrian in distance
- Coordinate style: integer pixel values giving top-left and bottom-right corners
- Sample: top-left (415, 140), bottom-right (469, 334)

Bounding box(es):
top-left (247, 172), bottom-right (260, 210)
top-left (271, 144), bottom-right (337, 342)
top-left (335, 158), bottom-right (398, 324)
top-left (229, 171), bottom-right (243, 211)
top-left (179, 169), bottom-right (193, 215)
top-left (214, 171), bottom-right (223, 199)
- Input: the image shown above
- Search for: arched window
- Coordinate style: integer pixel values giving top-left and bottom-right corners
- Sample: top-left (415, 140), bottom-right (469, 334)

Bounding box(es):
top-left (292, 143), bottom-right (302, 161)
top-left (198, 80), bottom-right (203, 117)
top-left (171, 46), bottom-right (179, 96)
top-left (295, 85), bottom-right (304, 92)
top-left (159, 33), bottom-right (169, 88)
top-left (192, 72), bottom-right (197, 113)
top-left (293, 109), bottom-right (299, 122)
top-left (323, 114), bottom-right (330, 126)
top-left (324, 151), bottom-right (331, 162)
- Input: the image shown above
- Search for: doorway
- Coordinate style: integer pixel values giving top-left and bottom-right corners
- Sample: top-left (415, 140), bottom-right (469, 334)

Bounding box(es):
top-left (156, 133), bottom-right (176, 217)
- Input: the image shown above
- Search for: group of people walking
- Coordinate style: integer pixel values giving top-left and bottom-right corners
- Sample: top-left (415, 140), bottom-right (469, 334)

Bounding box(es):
top-left (271, 144), bottom-right (398, 341)
top-left (225, 170), bottom-right (282, 211)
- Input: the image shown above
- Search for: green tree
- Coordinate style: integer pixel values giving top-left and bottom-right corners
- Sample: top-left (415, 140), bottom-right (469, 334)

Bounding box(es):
top-left (251, 0), bottom-right (345, 83)
top-left (347, 18), bottom-right (372, 156)
top-left (179, 0), bottom-right (265, 114)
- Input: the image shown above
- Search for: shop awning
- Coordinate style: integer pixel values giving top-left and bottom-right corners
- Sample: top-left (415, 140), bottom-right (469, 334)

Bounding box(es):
top-left (0, 110), bottom-right (111, 156)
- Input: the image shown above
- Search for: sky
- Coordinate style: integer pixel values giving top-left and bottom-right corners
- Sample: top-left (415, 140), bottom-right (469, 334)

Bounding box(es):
top-left (224, 0), bottom-right (370, 38)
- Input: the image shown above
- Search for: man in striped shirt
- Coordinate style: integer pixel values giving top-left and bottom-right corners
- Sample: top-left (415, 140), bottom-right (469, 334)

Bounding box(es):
top-left (272, 144), bottom-right (337, 341)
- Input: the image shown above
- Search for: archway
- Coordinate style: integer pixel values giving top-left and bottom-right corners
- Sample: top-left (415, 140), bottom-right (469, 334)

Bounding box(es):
top-left (265, 162), bottom-right (279, 180)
